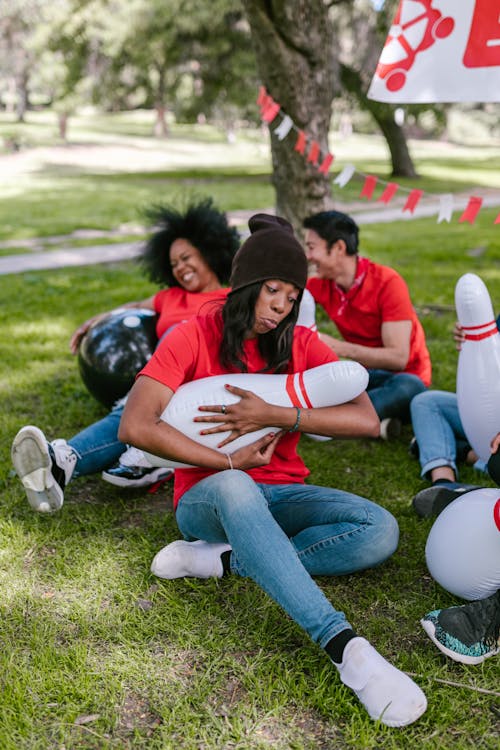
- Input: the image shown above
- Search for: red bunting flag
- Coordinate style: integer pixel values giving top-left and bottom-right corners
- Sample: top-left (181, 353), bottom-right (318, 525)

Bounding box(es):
top-left (294, 130), bottom-right (306, 154)
top-left (261, 100), bottom-right (281, 123)
top-left (307, 141), bottom-right (320, 165)
top-left (318, 153), bottom-right (334, 174)
top-left (403, 189), bottom-right (424, 214)
top-left (378, 182), bottom-right (399, 204)
top-left (256, 86), bottom-right (267, 106)
top-left (458, 196), bottom-right (483, 224)
top-left (360, 175), bottom-right (378, 199)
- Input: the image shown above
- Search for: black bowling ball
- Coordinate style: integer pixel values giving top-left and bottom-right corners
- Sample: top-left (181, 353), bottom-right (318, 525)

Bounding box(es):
top-left (78, 308), bottom-right (158, 408)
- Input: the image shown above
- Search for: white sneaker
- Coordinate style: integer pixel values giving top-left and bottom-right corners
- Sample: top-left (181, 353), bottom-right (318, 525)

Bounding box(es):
top-left (11, 426), bottom-right (76, 513)
top-left (337, 637), bottom-right (427, 727)
top-left (151, 540), bottom-right (231, 579)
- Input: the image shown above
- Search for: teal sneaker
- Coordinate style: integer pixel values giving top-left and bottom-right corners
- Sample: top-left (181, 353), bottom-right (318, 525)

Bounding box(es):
top-left (421, 591), bottom-right (500, 665)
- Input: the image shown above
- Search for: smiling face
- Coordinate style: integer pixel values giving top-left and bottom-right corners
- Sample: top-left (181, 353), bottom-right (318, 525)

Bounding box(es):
top-left (304, 229), bottom-right (342, 279)
top-left (249, 279), bottom-right (300, 338)
top-left (169, 238), bottom-right (221, 293)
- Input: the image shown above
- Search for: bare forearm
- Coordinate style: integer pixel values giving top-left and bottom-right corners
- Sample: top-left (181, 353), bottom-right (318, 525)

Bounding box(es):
top-left (265, 395), bottom-right (380, 439)
top-left (320, 334), bottom-right (409, 371)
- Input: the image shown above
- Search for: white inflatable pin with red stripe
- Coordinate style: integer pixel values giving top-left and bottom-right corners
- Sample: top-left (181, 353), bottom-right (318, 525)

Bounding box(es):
top-left (144, 360), bottom-right (368, 468)
top-left (426, 488), bottom-right (500, 600)
top-left (455, 273), bottom-right (500, 462)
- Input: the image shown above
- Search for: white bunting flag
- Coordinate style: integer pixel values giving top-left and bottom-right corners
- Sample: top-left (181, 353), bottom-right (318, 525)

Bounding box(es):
top-left (274, 115), bottom-right (294, 141)
top-left (333, 164), bottom-right (356, 188)
top-left (437, 194), bottom-right (454, 223)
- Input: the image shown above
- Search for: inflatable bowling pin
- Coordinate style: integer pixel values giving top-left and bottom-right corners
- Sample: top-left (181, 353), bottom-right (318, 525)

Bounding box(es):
top-left (296, 288), bottom-right (317, 332)
top-left (455, 273), bottom-right (500, 462)
top-left (145, 360), bottom-right (368, 468)
top-left (425, 489), bottom-right (500, 600)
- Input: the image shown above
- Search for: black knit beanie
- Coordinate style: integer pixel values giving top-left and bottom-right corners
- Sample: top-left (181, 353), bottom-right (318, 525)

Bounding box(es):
top-left (230, 213), bottom-right (308, 293)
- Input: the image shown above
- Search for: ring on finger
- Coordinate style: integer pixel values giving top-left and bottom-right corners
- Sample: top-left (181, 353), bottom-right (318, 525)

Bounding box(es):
top-left (221, 404), bottom-right (227, 415)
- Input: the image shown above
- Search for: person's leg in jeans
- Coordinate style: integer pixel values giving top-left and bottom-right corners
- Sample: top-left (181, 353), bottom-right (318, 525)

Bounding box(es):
top-left (151, 470), bottom-right (426, 726)
top-left (69, 404), bottom-right (125, 477)
top-left (410, 390), bottom-right (481, 517)
top-left (367, 369), bottom-right (426, 421)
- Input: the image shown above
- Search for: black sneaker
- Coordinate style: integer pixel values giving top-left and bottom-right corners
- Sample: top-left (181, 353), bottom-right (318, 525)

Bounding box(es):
top-left (412, 482), bottom-right (480, 518)
top-left (421, 591), bottom-right (500, 665)
top-left (102, 463), bottom-right (173, 488)
top-left (102, 446), bottom-right (173, 488)
top-left (11, 425), bottom-right (76, 513)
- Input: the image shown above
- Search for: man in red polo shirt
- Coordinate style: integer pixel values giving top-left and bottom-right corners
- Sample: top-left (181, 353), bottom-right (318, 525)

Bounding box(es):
top-left (303, 210), bottom-right (431, 439)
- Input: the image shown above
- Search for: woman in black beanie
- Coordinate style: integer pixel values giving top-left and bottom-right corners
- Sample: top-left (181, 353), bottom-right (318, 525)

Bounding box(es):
top-left (120, 213), bottom-right (427, 727)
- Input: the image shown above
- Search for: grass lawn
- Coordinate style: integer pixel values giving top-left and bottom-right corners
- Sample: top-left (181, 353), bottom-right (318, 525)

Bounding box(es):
top-left (1, 115), bottom-right (500, 748)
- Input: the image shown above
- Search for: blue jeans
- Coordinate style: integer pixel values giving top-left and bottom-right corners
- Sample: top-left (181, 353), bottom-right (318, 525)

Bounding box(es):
top-left (367, 369), bottom-right (426, 421)
top-left (410, 390), bottom-right (487, 479)
top-left (69, 403), bottom-right (126, 478)
top-left (175, 470), bottom-right (399, 648)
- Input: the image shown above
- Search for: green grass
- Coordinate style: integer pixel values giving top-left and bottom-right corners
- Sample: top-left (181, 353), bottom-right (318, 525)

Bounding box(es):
top-left (1, 116), bottom-right (500, 747)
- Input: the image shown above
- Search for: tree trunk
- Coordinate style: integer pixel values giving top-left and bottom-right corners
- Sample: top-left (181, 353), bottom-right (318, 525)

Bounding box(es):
top-left (153, 105), bottom-right (168, 137)
top-left (242, 0), bottom-right (335, 233)
top-left (153, 66), bottom-right (168, 137)
top-left (15, 69), bottom-right (29, 123)
top-left (340, 63), bottom-right (418, 178)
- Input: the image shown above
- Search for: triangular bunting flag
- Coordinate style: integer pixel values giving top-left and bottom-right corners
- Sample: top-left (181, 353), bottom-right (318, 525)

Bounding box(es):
top-left (274, 115), bottom-right (293, 141)
top-left (403, 189), bottom-right (424, 214)
top-left (378, 182), bottom-right (399, 204)
top-left (333, 164), bottom-right (356, 187)
top-left (306, 141), bottom-right (320, 165)
top-left (437, 194), bottom-right (454, 223)
top-left (360, 175), bottom-right (378, 199)
top-left (459, 196), bottom-right (483, 224)
top-left (294, 130), bottom-right (306, 154)
top-left (318, 153), bottom-right (334, 174)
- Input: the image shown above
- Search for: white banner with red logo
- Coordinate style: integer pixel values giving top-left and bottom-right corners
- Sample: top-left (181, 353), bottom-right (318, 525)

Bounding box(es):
top-left (368, 0), bottom-right (500, 103)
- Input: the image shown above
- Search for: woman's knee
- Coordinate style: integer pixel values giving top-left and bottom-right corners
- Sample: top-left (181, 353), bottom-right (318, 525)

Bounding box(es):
top-left (371, 508), bottom-right (399, 564)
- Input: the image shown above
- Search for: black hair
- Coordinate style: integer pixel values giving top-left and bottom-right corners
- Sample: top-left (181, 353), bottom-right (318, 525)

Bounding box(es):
top-left (303, 210), bottom-right (359, 255)
top-left (220, 282), bottom-right (302, 373)
top-left (139, 198), bottom-right (240, 287)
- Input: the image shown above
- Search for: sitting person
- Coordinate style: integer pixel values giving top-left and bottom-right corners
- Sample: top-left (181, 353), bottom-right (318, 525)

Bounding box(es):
top-left (11, 199), bottom-right (240, 512)
top-left (410, 322), bottom-right (500, 517)
top-left (119, 213), bottom-right (427, 727)
top-left (303, 210), bottom-right (431, 440)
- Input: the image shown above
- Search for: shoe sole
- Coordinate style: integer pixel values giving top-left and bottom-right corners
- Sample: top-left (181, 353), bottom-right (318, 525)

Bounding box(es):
top-left (420, 618), bottom-right (496, 665)
top-left (11, 426), bottom-right (63, 513)
top-left (101, 467), bottom-right (174, 488)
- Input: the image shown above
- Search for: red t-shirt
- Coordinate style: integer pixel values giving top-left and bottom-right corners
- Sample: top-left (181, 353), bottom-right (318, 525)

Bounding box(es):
top-left (139, 314), bottom-right (337, 507)
top-left (307, 259), bottom-right (431, 386)
top-left (152, 287), bottom-right (230, 339)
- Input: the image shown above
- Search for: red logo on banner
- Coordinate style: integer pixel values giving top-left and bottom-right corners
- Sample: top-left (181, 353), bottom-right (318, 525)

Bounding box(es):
top-left (463, 0), bottom-right (500, 68)
top-left (375, 0), bottom-right (455, 92)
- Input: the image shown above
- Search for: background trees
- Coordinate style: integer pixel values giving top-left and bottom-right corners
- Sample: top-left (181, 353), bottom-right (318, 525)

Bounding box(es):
top-left (0, 0), bottom-right (497, 225)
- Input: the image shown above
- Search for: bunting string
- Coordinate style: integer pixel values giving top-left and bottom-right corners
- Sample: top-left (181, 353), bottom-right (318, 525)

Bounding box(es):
top-left (257, 86), bottom-right (500, 226)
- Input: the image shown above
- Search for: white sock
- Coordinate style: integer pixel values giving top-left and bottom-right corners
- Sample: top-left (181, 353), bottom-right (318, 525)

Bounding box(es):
top-left (336, 637), bottom-right (427, 727)
top-left (150, 540), bottom-right (231, 580)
